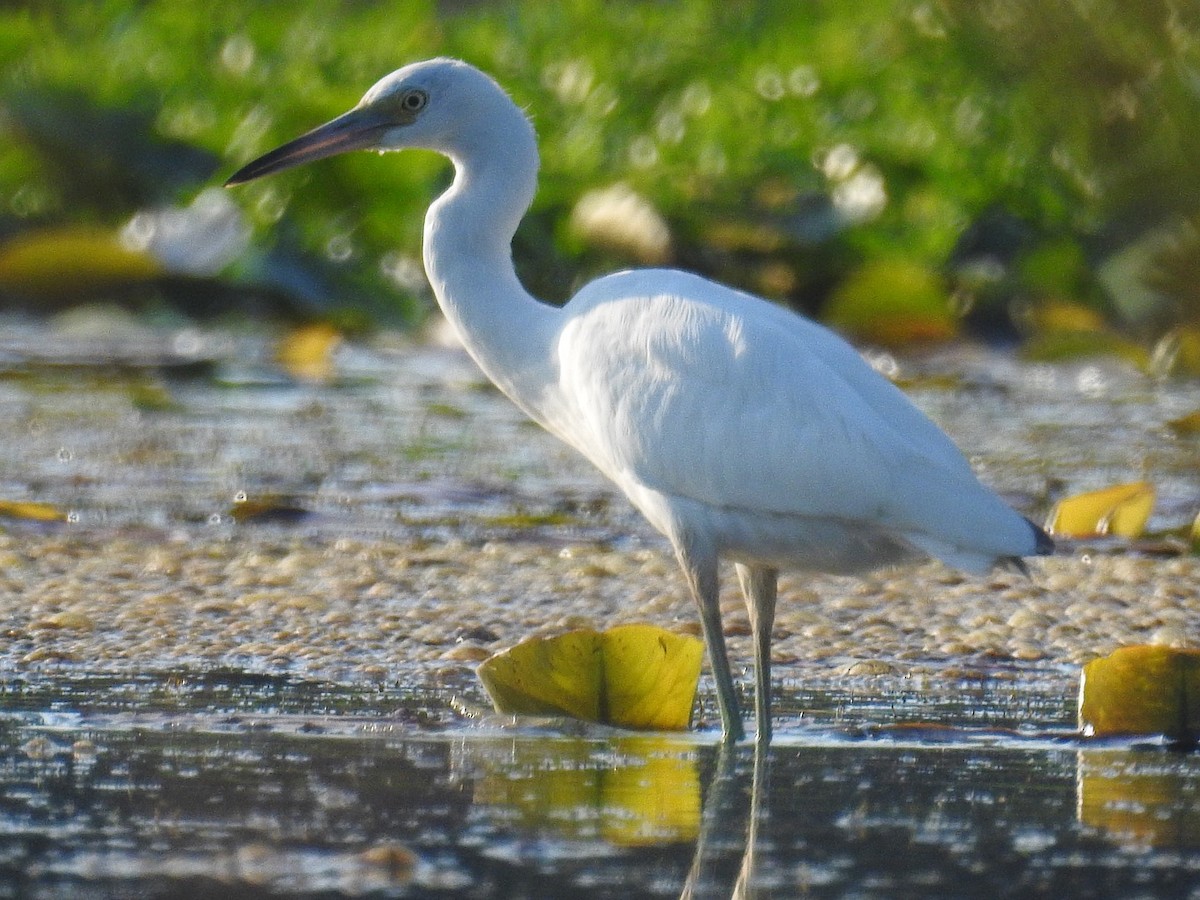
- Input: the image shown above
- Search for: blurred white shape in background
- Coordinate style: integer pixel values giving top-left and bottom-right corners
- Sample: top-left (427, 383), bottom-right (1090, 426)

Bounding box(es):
top-left (121, 188), bottom-right (250, 277)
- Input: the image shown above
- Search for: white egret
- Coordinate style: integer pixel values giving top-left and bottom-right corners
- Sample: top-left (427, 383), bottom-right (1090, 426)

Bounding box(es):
top-left (227, 58), bottom-right (1052, 743)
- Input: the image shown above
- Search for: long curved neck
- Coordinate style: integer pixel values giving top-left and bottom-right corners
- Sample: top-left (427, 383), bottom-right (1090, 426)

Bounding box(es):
top-left (423, 124), bottom-right (560, 425)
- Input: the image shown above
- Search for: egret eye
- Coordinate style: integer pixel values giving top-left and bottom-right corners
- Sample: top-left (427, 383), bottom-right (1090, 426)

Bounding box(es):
top-left (401, 90), bottom-right (428, 112)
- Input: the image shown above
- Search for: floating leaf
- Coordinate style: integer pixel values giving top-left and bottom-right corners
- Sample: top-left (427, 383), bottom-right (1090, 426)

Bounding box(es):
top-left (275, 322), bottom-right (341, 382)
top-left (1019, 296), bottom-right (1140, 365)
top-left (1046, 481), bottom-right (1155, 538)
top-left (1027, 300), bottom-right (1109, 334)
top-left (477, 624), bottom-right (703, 730)
top-left (228, 494), bottom-right (312, 525)
top-left (0, 226), bottom-right (161, 298)
top-left (1167, 410), bottom-right (1200, 436)
top-left (127, 379), bottom-right (180, 412)
top-left (600, 624), bottom-right (704, 730)
top-left (477, 629), bottom-right (603, 722)
top-left (824, 259), bottom-right (957, 346)
top-left (0, 499), bottom-right (68, 523)
top-left (1077, 749), bottom-right (1200, 848)
top-left (1021, 329), bottom-right (1147, 366)
top-left (1079, 645), bottom-right (1200, 742)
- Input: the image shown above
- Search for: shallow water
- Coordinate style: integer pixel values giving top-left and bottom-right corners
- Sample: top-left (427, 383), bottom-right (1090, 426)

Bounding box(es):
top-left (1, 674), bottom-right (1197, 898)
top-left (0, 316), bottom-right (1199, 896)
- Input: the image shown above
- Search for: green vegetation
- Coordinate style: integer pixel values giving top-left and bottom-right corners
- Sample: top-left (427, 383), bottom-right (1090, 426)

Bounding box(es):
top-left (2, 0), bottom-right (1199, 349)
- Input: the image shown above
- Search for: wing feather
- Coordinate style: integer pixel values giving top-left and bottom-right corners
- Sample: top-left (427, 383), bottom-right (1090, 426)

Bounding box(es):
top-left (553, 269), bottom-right (1034, 558)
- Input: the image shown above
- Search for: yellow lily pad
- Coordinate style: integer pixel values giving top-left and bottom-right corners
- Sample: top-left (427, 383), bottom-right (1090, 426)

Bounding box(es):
top-left (824, 259), bottom-right (957, 346)
top-left (275, 322), bottom-right (341, 383)
top-left (1079, 645), bottom-right (1200, 741)
top-left (0, 500), bottom-right (68, 523)
top-left (0, 226), bottom-right (161, 297)
top-left (1045, 481), bottom-right (1155, 538)
top-left (477, 624), bottom-right (703, 731)
top-left (477, 629), bottom-right (604, 722)
top-left (601, 624), bottom-right (704, 731)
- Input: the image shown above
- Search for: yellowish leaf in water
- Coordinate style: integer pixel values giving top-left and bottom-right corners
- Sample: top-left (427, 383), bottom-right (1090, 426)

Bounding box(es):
top-left (228, 493), bottom-right (312, 525)
top-left (823, 259), bottom-right (957, 346)
top-left (1028, 301), bottom-right (1109, 334)
top-left (1046, 481), bottom-right (1155, 538)
top-left (0, 500), bottom-right (68, 523)
top-left (275, 322), bottom-right (342, 382)
top-left (477, 625), bottom-right (702, 730)
top-left (601, 624), bottom-right (704, 730)
top-left (0, 227), bottom-right (161, 297)
top-left (1019, 297), bottom-right (1148, 365)
top-left (127, 379), bottom-right (180, 412)
top-left (1168, 410), bottom-right (1200, 436)
top-left (1079, 645), bottom-right (1200, 742)
top-left (476, 629), bottom-right (603, 722)
top-left (1021, 329), bottom-right (1148, 367)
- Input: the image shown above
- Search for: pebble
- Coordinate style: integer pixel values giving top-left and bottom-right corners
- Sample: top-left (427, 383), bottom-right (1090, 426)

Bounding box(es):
top-left (32, 610), bottom-right (94, 631)
top-left (358, 842), bottom-right (417, 881)
top-left (21, 736), bottom-right (59, 760)
top-left (441, 643), bottom-right (491, 662)
top-left (0, 528), bottom-right (1196, 690)
top-left (843, 660), bottom-right (897, 676)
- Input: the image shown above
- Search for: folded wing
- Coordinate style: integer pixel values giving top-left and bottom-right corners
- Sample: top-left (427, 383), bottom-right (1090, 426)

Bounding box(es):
top-left (554, 269), bottom-right (1037, 568)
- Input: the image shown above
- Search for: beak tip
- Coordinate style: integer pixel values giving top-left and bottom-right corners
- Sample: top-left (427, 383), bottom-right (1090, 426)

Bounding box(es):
top-left (219, 106), bottom-right (383, 189)
top-left (224, 167), bottom-right (253, 188)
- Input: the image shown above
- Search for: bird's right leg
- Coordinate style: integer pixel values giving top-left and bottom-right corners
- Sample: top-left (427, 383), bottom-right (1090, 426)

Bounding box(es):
top-left (674, 539), bottom-right (745, 743)
top-left (736, 563), bottom-right (777, 745)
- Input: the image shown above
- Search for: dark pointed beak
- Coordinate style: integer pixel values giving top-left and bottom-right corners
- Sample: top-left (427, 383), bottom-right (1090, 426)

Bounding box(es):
top-left (225, 106), bottom-right (391, 186)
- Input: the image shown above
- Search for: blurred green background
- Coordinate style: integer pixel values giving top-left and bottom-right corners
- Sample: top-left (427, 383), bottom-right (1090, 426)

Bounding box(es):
top-left (2, 0), bottom-right (1199, 356)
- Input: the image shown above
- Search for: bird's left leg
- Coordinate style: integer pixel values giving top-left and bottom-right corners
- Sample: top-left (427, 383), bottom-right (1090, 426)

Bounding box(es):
top-left (674, 538), bottom-right (745, 743)
top-left (736, 563), bottom-right (777, 744)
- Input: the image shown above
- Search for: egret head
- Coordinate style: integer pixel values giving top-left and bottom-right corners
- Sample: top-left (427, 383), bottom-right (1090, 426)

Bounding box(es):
top-left (225, 57), bottom-right (532, 186)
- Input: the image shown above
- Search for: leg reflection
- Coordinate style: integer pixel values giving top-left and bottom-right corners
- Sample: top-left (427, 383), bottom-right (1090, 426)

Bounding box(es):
top-left (732, 738), bottom-right (771, 898)
top-left (680, 739), bottom-right (772, 899)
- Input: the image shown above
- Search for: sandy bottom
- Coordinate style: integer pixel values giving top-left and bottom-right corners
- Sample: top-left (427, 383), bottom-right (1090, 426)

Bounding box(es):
top-left (4, 527), bottom-right (1195, 693)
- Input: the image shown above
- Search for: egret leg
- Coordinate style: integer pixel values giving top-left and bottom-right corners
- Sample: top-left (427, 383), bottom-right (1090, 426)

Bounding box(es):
top-left (736, 564), bottom-right (777, 744)
top-left (675, 542), bottom-right (745, 743)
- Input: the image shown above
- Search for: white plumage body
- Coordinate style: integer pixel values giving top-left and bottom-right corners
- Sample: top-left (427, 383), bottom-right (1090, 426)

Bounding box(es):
top-left (550, 267), bottom-right (1034, 575)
